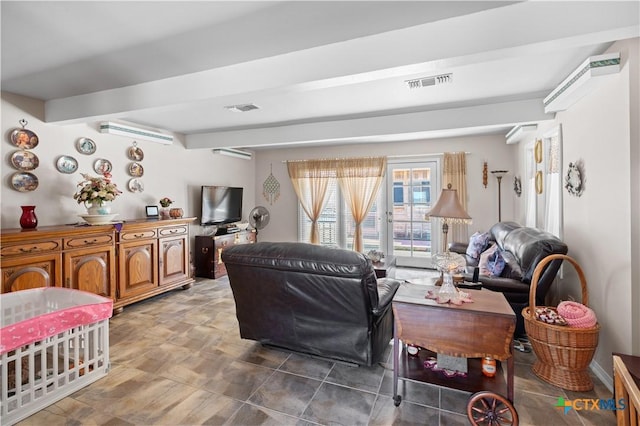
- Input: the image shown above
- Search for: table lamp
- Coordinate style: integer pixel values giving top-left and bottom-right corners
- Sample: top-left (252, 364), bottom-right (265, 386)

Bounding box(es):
top-left (426, 184), bottom-right (472, 289)
top-left (426, 184), bottom-right (472, 253)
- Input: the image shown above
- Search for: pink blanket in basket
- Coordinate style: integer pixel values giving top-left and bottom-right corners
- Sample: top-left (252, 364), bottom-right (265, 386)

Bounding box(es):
top-left (557, 301), bottom-right (597, 328)
top-left (0, 288), bottom-right (113, 354)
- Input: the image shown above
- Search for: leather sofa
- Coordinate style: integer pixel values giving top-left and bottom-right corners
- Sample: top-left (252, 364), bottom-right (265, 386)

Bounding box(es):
top-left (450, 222), bottom-right (568, 336)
top-left (221, 242), bottom-right (401, 366)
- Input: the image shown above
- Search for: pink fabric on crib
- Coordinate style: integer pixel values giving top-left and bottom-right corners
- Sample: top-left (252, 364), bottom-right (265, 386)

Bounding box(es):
top-left (0, 288), bottom-right (113, 354)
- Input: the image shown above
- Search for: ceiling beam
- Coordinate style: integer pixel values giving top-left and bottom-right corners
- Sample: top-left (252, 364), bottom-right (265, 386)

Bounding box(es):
top-left (185, 99), bottom-right (553, 149)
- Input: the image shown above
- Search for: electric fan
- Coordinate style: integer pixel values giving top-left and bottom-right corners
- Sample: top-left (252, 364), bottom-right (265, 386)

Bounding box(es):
top-left (248, 206), bottom-right (270, 236)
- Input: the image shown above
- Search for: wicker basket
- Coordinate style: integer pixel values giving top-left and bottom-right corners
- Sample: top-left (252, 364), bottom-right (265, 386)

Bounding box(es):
top-left (522, 254), bottom-right (600, 391)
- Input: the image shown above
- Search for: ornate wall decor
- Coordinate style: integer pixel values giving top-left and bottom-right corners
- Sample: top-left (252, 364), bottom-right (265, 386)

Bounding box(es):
top-left (565, 160), bottom-right (585, 197)
top-left (534, 139), bottom-right (543, 163)
top-left (513, 176), bottom-right (522, 197)
top-left (263, 163), bottom-right (280, 205)
top-left (536, 171), bottom-right (543, 194)
top-left (482, 161), bottom-right (488, 188)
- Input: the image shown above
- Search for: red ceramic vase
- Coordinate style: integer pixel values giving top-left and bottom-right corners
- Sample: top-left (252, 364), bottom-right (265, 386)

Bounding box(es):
top-left (20, 205), bottom-right (38, 229)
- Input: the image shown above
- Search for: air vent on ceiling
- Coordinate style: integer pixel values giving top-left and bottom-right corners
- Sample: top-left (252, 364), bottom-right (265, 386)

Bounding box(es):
top-left (224, 103), bottom-right (260, 112)
top-left (406, 73), bottom-right (453, 89)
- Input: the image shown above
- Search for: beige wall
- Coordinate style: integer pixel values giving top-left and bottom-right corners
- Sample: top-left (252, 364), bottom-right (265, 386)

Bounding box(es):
top-left (254, 135), bottom-right (518, 244)
top-left (513, 38), bottom-right (639, 385)
top-left (1, 92), bottom-right (256, 238)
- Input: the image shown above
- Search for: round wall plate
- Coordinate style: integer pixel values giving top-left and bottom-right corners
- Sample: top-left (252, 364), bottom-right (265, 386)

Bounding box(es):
top-left (93, 158), bottom-right (112, 174)
top-left (128, 146), bottom-right (144, 161)
top-left (10, 150), bottom-right (39, 171)
top-left (56, 155), bottom-right (78, 174)
top-left (11, 171), bottom-right (39, 192)
top-left (76, 137), bottom-right (96, 155)
top-left (128, 162), bottom-right (144, 177)
top-left (128, 178), bottom-right (144, 193)
top-left (10, 128), bottom-right (39, 149)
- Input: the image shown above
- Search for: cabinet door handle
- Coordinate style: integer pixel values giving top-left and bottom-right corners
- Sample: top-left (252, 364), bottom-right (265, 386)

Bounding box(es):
top-left (218, 248), bottom-right (223, 264)
top-left (134, 234), bottom-right (144, 238)
top-left (84, 239), bottom-right (98, 245)
top-left (201, 247), bottom-right (209, 254)
top-left (19, 246), bottom-right (39, 253)
top-left (169, 229), bottom-right (178, 234)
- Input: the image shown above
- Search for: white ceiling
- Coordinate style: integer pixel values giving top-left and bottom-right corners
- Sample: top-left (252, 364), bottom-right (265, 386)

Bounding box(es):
top-left (2, 1), bottom-right (638, 150)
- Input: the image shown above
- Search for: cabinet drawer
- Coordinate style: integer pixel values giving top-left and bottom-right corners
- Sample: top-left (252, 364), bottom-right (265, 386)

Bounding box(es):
top-left (1, 239), bottom-right (62, 257)
top-left (65, 233), bottom-right (114, 249)
top-left (158, 225), bottom-right (188, 238)
top-left (120, 230), bottom-right (157, 241)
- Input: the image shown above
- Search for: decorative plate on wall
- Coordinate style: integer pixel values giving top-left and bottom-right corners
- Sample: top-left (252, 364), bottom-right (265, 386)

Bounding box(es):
top-left (93, 158), bottom-right (112, 175)
top-left (565, 161), bottom-right (585, 197)
top-left (128, 162), bottom-right (144, 177)
top-left (11, 172), bottom-right (39, 192)
top-left (76, 137), bottom-right (96, 155)
top-left (10, 128), bottom-right (39, 149)
top-left (10, 150), bottom-right (39, 171)
top-left (128, 146), bottom-right (144, 161)
top-left (128, 178), bottom-right (144, 193)
top-left (56, 155), bottom-right (79, 174)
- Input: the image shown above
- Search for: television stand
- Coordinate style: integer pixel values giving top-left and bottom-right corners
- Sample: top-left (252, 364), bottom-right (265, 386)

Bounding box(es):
top-left (194, 230), bottom-right (256, 279)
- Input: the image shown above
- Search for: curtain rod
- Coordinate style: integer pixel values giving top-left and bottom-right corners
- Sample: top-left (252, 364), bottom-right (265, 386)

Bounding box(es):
top-left (281, 152), bottom-right (470, 163)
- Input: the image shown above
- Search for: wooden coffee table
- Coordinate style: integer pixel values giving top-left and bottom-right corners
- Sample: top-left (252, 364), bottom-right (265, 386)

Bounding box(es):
top-left (392, 283), bottom-right (516, 406)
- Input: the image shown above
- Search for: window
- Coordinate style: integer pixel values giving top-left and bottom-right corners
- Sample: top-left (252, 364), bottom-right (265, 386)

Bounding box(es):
top-left (298, 180), bottom-right (384, 251)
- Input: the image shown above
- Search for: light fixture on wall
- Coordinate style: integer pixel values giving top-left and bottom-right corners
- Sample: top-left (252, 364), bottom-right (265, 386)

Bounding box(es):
top-left (543, 52), bottom-right (620, 113)
top-left (212, 148), bottom-right (253, 160)
top-left (491, 170), bottom-right (508, 222)
top-left (99, 122), bottom-right (173, 145)
top-left (506, 124), bottom-right (538, 144)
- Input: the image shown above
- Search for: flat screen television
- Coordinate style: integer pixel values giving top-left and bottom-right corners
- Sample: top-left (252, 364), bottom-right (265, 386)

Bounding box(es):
top-left (200, 186), bottom-right (243, 226)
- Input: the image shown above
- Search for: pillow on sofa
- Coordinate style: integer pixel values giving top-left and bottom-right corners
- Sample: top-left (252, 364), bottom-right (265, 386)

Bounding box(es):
top-left (478, 243), bottom-right (497, 275)
top-left (466, 232), bottom-right (490, 259)
top-left (487, 248), bottom-right (506, 277)
top-left (478, 244), bottom-right (506, 277)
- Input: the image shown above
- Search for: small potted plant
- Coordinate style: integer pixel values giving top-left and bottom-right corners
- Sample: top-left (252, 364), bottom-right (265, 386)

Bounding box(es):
top-left (159, 197), bottom-right (173, 219)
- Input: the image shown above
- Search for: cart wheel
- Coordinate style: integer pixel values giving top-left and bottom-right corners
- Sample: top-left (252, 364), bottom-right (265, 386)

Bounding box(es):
top-left (467, 391), bottom-right (518, 426)
top-left (393, 394), bottom-right (402, 407)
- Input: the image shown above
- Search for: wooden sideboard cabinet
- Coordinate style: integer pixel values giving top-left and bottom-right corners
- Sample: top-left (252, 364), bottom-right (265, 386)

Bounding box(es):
top-left (195, 230), bottom-right (256, 279)
top-left (1, 218), bottom-right (195, 312)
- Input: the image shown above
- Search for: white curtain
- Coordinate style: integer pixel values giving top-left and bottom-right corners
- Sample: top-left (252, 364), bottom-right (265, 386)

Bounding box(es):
top-left (544, 130), bottom-right (562, 237)
top-left (525, 145), bottom-right (537, 228)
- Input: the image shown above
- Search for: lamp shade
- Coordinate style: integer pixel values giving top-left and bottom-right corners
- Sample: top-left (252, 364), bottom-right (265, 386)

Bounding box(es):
top-left (427, 186), bottom-right (472, 223)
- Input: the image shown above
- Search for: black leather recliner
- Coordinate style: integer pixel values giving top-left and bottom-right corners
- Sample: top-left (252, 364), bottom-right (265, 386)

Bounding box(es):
top-left (450, 222), bottom-right (568, 336)
top-left (221, 242), bottom-right (401, 366)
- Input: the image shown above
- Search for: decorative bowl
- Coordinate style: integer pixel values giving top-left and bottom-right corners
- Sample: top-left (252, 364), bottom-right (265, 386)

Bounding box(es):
top-left (79, 214), bottom-right (118, 225)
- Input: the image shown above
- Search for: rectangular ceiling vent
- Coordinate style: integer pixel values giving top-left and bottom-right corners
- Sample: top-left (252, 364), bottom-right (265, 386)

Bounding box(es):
top-left (224, 103), bottom-right (260, 112)
top-left (406, 73), bottom-right (452, 89)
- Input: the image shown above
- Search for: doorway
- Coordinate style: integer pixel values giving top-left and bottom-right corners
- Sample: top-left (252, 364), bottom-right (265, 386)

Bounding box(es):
top-left (385, 160), bottom-right (440, 268)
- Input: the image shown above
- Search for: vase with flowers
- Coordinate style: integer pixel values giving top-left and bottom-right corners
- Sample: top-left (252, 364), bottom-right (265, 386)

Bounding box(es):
top-left (159, 197), bottom-right (173, 219)
top-left (74, 172), bottom-right (122, 215)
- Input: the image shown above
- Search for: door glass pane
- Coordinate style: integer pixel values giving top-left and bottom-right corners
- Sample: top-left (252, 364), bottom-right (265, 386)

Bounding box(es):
top-left (387, 162), bottom-right (437, 267)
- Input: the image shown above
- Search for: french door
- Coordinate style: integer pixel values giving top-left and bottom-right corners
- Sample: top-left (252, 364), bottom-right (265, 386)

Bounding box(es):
top-left (385, 160), bottom-right (440, 268)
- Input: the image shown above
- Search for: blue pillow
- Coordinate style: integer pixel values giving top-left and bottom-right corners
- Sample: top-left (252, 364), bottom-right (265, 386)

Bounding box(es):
top-left (487, 248), bottom-right (506, 277)
top-left (466, 232), bottom-right (490, 259)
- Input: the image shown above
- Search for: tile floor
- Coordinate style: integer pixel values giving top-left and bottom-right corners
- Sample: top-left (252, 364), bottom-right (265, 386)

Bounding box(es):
top-left (18, 269), bottom-right (615, 425)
